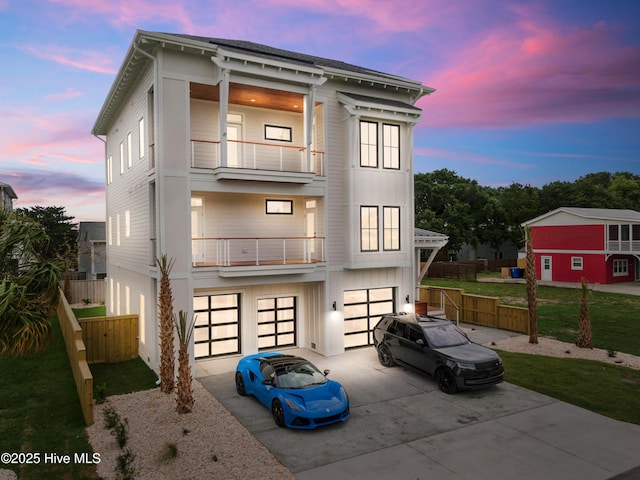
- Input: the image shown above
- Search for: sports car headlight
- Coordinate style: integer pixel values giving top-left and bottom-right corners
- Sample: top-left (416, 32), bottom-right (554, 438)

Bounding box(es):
top-left (456, 362), bottom-right (476, 370)
top-left (284, 397), bottom-right (302, 411)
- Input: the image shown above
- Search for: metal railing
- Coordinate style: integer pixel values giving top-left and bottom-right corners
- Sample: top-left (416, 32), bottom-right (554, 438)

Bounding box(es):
top-left (191, 237), bottom-right (325, 267)
top-left (191, 139), bottom-right (324, 176)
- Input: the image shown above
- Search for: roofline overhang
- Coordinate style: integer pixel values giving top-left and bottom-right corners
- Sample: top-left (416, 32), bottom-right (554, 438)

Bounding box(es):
top-left (93, 30), bottom-right (434, 135)
top-left (522, 207), bottom-right (640, 227)
top-left (338, 92), bottom-right (423, 124)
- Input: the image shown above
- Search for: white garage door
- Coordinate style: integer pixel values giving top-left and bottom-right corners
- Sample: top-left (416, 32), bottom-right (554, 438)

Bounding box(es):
top-left (344, 287), bottom-right (395, 348)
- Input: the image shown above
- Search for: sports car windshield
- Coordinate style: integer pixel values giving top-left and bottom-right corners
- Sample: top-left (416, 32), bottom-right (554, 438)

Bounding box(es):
top-left (423, 324), bottom-right (469, 348)
top-left (274, 361), bottom-right (328, 389)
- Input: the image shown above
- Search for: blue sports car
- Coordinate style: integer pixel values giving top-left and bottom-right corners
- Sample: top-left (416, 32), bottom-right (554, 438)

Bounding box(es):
top-left (235, 352), bottom-right (350, 429)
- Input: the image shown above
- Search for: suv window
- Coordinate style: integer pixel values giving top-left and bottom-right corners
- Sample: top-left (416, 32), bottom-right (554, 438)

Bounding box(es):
top-left (407, 325), bottom-right (424, 342)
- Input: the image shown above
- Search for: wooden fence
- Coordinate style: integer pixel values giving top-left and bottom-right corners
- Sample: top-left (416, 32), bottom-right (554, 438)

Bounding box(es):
top-left (418, 286), bottom-right (529, 334)
top-left (68, 279), bottom-right (106, 305)
top-left (79, 315), bottom-right (139, 364)
top-left (56, 289), bottom-right (94, 426)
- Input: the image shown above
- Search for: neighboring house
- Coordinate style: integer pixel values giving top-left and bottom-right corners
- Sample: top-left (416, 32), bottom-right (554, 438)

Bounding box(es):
top-left (0, 182), bottom-right (17, 212)
top-left (456, 240), bottom-right (519, 262)
top-left (77, 222), bottom-right (107, 280)
top-left (92, 30), bottom-right (436, 370)
top-left (523, 207), bottom-right (640, 284)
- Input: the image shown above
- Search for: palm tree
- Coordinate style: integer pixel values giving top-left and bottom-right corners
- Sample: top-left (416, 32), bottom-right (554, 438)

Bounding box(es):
top-left (0, 211), bottom-right (64, 356)
top-left (525, 226), bottom-right (538, 344)
top-left (175, 310), bottom-right (195, 414)
top-left (157, 254), bottom-right (175, 393)
top-left (576, 277), bottom-right (593, 349)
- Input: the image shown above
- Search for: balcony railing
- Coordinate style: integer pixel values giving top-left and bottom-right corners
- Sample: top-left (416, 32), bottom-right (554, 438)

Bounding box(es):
top-left (607, 240), bottom-right (640, 252)
top-left (191, 237), bottom-right (325, 267)
top-left (191, 139), bottom-right (324, 176)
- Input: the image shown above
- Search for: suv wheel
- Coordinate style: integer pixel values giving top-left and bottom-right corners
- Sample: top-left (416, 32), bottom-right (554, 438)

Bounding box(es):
top-left (377, 344), bottom-right (395, 367)
top-left (436, 367), bottom-right (458, 394)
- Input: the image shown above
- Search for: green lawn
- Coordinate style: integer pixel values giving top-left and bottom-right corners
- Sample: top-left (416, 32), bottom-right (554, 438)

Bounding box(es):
top-left (423, 277), bottom-right (640, 356)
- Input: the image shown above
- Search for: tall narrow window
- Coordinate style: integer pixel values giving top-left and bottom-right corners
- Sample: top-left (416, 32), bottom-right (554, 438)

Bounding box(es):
top-left (119, 142), bottom-right (124, 174)
top-left (138, 118), bottom-right (145, 159)
top-left (383, 124), bottom-right (400, 169)
top-left (107, 155), bottom-right (113, 184)
top-left (360, 206), bottom-right (378, 251)
top-left (360, 121), bottom-right (378, 167)
top-left (383, 206), bottom-right (400, 251)
top-left (127, 133), bottom-right (132, 168)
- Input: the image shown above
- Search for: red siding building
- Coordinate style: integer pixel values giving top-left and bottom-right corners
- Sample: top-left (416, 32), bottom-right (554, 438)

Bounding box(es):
top-left (523, 207), bottom-right (640, 285)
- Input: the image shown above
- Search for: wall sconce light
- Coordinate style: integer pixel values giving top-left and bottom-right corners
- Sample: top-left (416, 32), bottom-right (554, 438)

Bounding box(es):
top-left (405, 295), bottom-right (410, 304)
top-left (332, 301), bottom-right (337, 311)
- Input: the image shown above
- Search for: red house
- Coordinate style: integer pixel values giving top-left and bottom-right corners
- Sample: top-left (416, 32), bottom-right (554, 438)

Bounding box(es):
top-left (523, 207), bottom-right (640, 284)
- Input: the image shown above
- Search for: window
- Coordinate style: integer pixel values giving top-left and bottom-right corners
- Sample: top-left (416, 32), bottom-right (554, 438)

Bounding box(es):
top-left (257, 296), bottom-right (296, 350)
top-left (609, 224), bottom-right (619, 241)
top-left (127, 133), bottom-right (132, 168)
top-left (125, 210), bottom-right (130, 238)
top-left (107, 155), bottom-right (113, 184)
top-left (383, 206), bottom-right (400, 251)
top-left (613, 259), bottom-right (628, 276)
top-left (266, 199), bottom-right (293, 215)
top-left (264, 124), bottom-right (292, 142)
top-left (119, 142), bottom-right (124, 174)
top-left (193, 293), bottom-right (241, 358)
top-left (138, 118), bottom-right (145, 159)
top-left (360, 121), bottom-right (378, 167)
top-left (383, 124), bottom-right (400, 169)
top-left (571, 257), bottom-right (583, 270)
top-left (360, 206), bottom-right (378, 251)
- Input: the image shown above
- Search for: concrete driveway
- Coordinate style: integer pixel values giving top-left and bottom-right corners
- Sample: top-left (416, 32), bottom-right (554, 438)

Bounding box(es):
top-left (198, 344), bottom-right (640, 480)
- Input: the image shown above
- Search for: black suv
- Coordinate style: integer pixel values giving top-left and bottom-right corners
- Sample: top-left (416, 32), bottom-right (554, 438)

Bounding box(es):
top-left (373, 313), bottom-right (504, 394)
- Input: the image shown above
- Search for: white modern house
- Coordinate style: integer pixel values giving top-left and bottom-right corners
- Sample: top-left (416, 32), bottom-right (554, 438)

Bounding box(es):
top-left (92, 30), bottom-right (440, 372)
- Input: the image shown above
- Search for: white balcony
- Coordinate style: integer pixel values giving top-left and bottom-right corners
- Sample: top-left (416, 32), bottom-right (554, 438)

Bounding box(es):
top-left (192, 237), bottom-right (325, 276)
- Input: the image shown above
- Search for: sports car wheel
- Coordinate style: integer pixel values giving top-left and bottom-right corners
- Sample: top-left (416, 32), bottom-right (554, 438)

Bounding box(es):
top-left (377, 344), bottom-right (395, 367)
top-left (272, 399), bottom-right (285, 428)
top-left (235, 371), bottom-right (247, 396)
top-left (436, 368), bottom-right (458, 394)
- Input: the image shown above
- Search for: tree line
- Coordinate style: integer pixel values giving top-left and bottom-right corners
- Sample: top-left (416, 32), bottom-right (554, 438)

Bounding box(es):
top-left (415, 170), bottom-right (640, 253)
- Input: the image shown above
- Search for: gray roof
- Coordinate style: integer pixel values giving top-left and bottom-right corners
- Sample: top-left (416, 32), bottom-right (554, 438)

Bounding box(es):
top-left (78, 221), bottom-right (106, 242)
top-left (524, 207), bottom-right (640, 225)
top-left (415, 227), bottom-right (448, 238)
top-left (0, 182), bottom-right (17, 199)
top-left (93, 30), bottom-right (434, 135)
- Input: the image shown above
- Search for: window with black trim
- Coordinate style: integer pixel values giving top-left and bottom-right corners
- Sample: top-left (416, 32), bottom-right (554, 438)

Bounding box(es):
top-left (383, 206), bottom-right (400, 250)
top-left (383, 124), bottom-right (400, 169)
top-left (265, 124), bottom-right (292, 142)
top-left (361, 206), bottom-right (378, 251)
top-left (360, 120), bottom-right (378, 167)
top-left (266, 199), bottom-right (293, 215)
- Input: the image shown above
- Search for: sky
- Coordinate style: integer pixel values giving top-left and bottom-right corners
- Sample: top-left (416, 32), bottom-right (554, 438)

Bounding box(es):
top-left (1, 0), bottom-right (639, 223)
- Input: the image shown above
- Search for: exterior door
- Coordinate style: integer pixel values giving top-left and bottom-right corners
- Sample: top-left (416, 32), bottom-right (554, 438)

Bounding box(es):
top-left (227, 123), bottom-right (241, 168)
top-left (304, 200), bottom-right (316, 261)
top-left (541, 256), bottom-right (552, 281)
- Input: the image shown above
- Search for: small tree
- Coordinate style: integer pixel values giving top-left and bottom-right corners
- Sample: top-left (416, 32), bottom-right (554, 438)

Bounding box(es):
top-left (175, 310), bottom-right (195, 414)
top-left (576, 277), bottom-right (593, 349)
top-left (157, 255), bottom-right (175, 393)
top-left (525, 226), bottom-right (538, 344)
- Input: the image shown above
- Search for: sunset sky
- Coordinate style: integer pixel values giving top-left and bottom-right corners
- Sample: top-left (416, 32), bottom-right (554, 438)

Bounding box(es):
top-left (1, 0), bottom-right (639, 222)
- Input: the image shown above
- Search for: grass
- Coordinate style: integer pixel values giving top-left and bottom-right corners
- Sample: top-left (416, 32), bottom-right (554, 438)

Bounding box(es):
top-left (0, 307), bottom-right (157, 479)
top-left (500, 351), bottom-right (640, 424)
top-left (424, 277), bottom-right (640, 356)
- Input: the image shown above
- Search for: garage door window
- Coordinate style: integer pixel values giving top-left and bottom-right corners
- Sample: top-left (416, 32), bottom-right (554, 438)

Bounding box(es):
top-left (193, 293), bottom-right (240, 359)
top-left (258, 296), bottom-right (297, 350)
top-left (344, 287), bottom-right (395, 348)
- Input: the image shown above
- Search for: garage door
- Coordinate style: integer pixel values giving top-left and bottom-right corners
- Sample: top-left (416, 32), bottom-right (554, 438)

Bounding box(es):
top-left (193, 293), bottom-right (241, 359)
top-left (344, 287), bottom-right (395, 348)
top-left (258, 296), bottom-right (297, 350)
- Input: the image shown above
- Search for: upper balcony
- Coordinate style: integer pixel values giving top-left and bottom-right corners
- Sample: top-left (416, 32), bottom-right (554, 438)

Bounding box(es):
top-left (190, 81), bottom-right (325, 184)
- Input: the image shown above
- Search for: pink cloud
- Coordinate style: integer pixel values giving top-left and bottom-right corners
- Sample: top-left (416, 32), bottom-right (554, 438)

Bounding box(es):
top-left (419, 8), bottom-right (640, 128)
top-left (415, 146), bottom-right (537, 169)
top-left (45, 88), bottom-right (83, 102)
top-left (25, 45), bottom-right (118, 75)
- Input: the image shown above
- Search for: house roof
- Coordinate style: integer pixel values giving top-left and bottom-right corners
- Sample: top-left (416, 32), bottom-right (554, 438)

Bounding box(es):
top-left (523, 207), bottom-right (640, 226)
top-left (93, 30), bottom-right (434, 135)
top-left (414, 227), bottom-right (449, 248)
top-left (0, 182), bottom-right (18, 199)
top-left (77, 221), bottom-right (106, 242)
